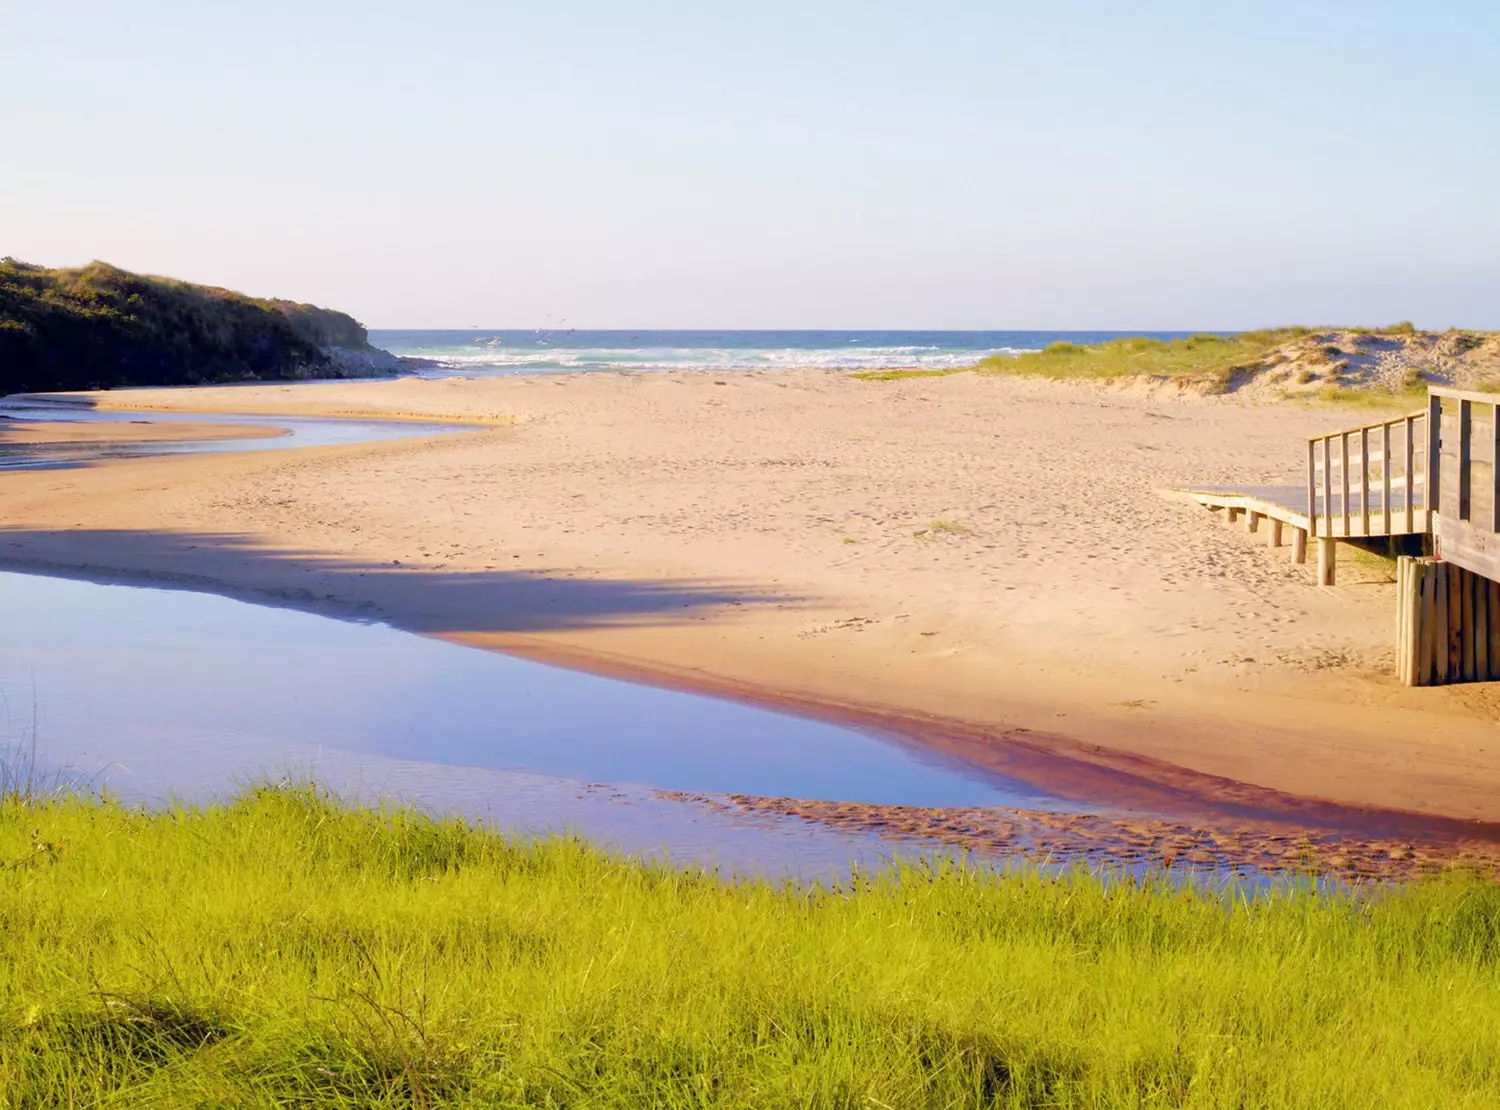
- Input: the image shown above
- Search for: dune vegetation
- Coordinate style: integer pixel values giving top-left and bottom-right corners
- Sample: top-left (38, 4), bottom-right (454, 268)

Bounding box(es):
top-left (0, 259), bottom-right (396, 395)
top-left (855, 326), bottom-right (1500, 400)
top-left (2, 784), bottom-right (1499, 1106)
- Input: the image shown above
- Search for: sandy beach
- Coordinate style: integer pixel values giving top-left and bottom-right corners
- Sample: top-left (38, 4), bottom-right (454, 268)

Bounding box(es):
top-left (4, 370), bottom-right (1500, 829)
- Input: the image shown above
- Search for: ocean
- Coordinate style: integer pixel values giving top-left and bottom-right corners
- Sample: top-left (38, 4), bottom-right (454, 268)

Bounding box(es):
top-left (369, 330), bottom-right (1201, 376)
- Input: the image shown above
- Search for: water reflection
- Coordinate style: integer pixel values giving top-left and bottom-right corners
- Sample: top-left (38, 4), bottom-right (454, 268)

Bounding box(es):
top-left (0, 571), bottom-right (1067, 876)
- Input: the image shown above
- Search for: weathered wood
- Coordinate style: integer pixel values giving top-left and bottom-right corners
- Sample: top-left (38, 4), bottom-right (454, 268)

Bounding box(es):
top-left (1290, 526), bottom-right (1307, 565)
top-left (1341, 433), bottom-right (1351, 535)
top-left (1396, 557), bottom-right (1412, 685)
top-left (1226, 507), bottom-right (1241, 524)
top-left (1306, 439), bottom-right (1317, 538)
top-left (1448, 561), bottom-right (1463, 680)
top-left (1459, 399), bottom-right (1474, 522)
top-left (1476, 568), bottom-right (1489, 682)
top-left (1493, 401), bottom-right (1500, 534)
top-left (1434, 515), bottom-right (1500, 582)
top-left (1317, 537), bottom-right (1336, 586)
top-left (1420, 560), bottom-right (1437, 684)
top-left (1405, 415), bottom-right (1416, 534)
top-left (1491, 579), bottom-right (1500, 681)
top-left (1429, 393), bottom-right (1443, 515)
top-left (1434, 561), bottom-right (1449, 682)
top-left (1382, 423), bottom-right (1392, 534)
top-left (1323, 437), bottom-right (1333, 538)
top-left (1246, 510), bottom-right (1260, 533)
top-left (1463, 565), bottom-right (1477, 682)
top-left (1267, 518), bottom-right (1283, 547)
top-left (1360, 427), bottom-right (1371, 535)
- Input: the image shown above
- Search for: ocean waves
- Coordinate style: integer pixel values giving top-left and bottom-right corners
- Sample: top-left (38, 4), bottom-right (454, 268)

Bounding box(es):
top-left (369, 330), bottom-right (1062, 377)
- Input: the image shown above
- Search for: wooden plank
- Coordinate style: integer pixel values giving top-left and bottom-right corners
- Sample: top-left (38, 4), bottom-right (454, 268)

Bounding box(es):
top-left (1463, 566), bottom-right (1477, 681)
top-left (1428, 385), bottom-right (1500, 407)
top-left (1405, 416), bottom-right (1415, 534)
top-left (1434, 515), bottom-right (1500, 581)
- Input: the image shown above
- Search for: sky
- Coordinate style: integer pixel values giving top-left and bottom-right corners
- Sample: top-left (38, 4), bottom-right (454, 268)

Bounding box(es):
top-left (3, 1), bottom-right (1498, 330)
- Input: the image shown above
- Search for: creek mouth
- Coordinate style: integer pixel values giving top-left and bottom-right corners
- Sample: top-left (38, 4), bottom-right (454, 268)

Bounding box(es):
top-left (3, 400), bottom-right (1491, 883)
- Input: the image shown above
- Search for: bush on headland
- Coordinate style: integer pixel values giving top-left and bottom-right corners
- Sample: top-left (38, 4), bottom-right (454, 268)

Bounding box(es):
top-left (0, 258), bottom-right (400, 395)
top-left (3, 785), bottom-right (1499, 1106)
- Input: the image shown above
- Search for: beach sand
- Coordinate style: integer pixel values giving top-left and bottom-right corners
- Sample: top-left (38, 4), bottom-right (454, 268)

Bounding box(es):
top-left (4, 371), bottom-right (1499, 828)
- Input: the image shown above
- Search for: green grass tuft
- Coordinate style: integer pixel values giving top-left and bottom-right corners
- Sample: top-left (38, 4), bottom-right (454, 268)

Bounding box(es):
top-left (3, 785), bottom-right (1500, 1105)
top-left (974, 329), bottom-right (1312, 382)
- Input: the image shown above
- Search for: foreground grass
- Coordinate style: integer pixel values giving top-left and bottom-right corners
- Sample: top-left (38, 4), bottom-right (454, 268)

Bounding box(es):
top-left (3, 788), bottom-right (1500, 1106)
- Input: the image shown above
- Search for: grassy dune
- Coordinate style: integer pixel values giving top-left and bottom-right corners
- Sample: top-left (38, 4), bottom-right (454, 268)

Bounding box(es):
top-left (4, 786), bottom-right (1500, 1106)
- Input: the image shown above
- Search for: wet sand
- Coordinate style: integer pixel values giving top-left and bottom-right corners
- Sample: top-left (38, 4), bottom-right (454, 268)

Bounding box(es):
top-left (0, 414), bottom-right (284, 447)
top-left (2, 371), bottom-right (1499, 835)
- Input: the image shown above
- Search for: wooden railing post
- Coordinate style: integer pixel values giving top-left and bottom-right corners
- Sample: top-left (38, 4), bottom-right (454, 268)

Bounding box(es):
top-left (1306, 438), bottom-right (1317, 538)
top-left (1341, 432), bottom-right (1351, 535)
top-left (1323, 437), bottom-right (1333, 539)
top-left (1405, 415), bottom-right (1415, 534)
top-left (1459, 398), bottom-right (1473, 522)
top-left (1382, 422), bottom-right (1392, 534)
top-left (1428, 393), bottom-right (1442, 515)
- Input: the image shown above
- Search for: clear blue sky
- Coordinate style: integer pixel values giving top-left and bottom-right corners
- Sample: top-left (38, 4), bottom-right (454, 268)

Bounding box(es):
top-left (4, 1), bottom-right (1497, 329)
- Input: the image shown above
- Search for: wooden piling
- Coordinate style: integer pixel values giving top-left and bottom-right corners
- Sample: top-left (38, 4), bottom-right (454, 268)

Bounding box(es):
top-left (1491, 579), bottom-right (1500, 681)
top-left (1316, 537), bottom-right (1336, 586)
top-left (1246, 511), bottom-right (1260, 533)
top-left (1476, 570), bottom-right (1489, 681)
top-left (1267, 518), bottom-right (1283, 547)
top-left (1226, 507), bottom-right (1241, 524)
top-left (1434, 561), bottom-right (1450, 683)
top-left (1419, 560), bottom-right (1437, 684)
top-left (1463, 568), bottom-right (1478, 682)
top-left (1291, 527), bottom-right (1307, 565)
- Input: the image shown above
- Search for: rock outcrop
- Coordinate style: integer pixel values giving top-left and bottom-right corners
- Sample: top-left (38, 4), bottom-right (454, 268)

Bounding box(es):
top-left (0, 259), bottom-right (402, 394)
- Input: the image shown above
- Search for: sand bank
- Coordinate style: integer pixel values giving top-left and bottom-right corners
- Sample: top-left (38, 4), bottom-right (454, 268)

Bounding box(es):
top-left (3, 371), bottom-right (1498, 828)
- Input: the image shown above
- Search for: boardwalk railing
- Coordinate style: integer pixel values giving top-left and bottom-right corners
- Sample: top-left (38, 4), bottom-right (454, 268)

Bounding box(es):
top-left (1307, 409), bottom-right (1428, 540)
top-left (1429, 386), bottom-right (1500, 579)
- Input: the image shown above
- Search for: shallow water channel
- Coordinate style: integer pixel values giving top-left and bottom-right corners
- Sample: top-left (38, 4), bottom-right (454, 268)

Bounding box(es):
top-left (0, 397), bottom-right (473, 469)
top-left (0, 570), bottom-right (1077, 878)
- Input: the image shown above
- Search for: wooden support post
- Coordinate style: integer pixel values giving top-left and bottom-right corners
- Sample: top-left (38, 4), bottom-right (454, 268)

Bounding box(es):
top-left (1267, 518), bottom-right (1284, 547)
top-left (1323, 438), bottom-right (1333, 537)
top-left (1477, 570), bottom-right (1489, 682)
top-left (1420, 560), bottom-right (1438, 685)
top-left (1317, 537), bottom-right (1336, 586)
top-left (1246, 511), bottom-right (1261, 534)
top-left (1448, 563), bottom-right (1464, 682)
top-left (1463, 566), bottom-right (1477, 682)
top-left (1435, 561), bottom-right (1450, 684)
top-left (1491, 579), bottom-right (1500, 681)
top-left (1396, 556), bottom-right (1411, 686)
top-left (1226, 507), bottom-right (1241, 524)
top-left (1291, 527), bottom-right (1307, 565)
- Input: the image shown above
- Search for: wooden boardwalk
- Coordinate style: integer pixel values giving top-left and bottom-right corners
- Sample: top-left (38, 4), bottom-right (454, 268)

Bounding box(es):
top-left (1176, 386), bottom-right (1500, 686)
